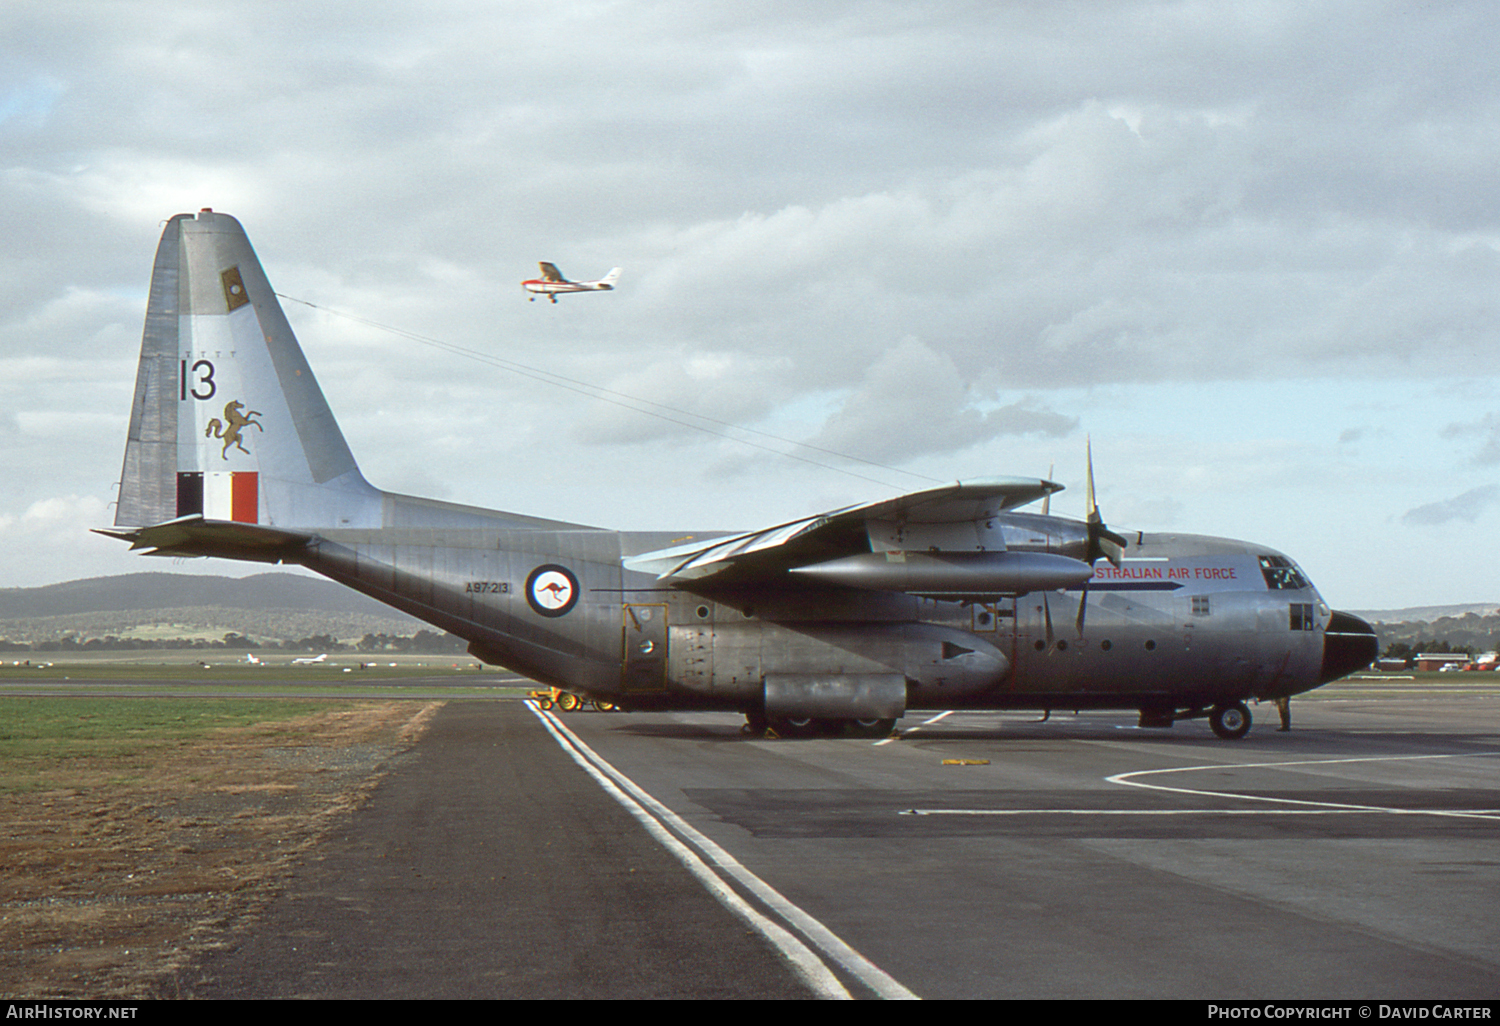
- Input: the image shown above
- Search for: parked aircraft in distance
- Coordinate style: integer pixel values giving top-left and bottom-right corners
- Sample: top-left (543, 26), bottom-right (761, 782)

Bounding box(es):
top-left (243, 652), bottom-right (262, 665)
top-left (291, 653), bottom-right (328, 665)
top-left (522, 261), bottom-right (621, 303)
top-left (100, 211), bottom-right (1378, 739)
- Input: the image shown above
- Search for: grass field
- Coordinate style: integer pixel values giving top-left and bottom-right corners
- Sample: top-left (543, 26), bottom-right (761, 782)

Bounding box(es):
top-left (0, 696), bottom-right (355, 794)
top-left (0, 693), bottom-right (436, 998)
top-left (0, 650), bottom-right (541, 704)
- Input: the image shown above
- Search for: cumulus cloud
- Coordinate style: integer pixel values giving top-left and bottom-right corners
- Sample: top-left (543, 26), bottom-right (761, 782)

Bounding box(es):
top-left (1443, 414), bottom-right (1500, 466)
top-left (1401, 486), bottom-right (1500, 526)
top-left (3, 2), bottom-right (1500, 605)
top-left (809, 337), bottom-right (1077, 463)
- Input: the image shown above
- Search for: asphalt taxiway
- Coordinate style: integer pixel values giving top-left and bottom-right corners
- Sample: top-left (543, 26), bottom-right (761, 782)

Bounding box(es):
top-left (112, 679), bottom-right (1500, 998)
top-left (538, 688), bottom-right (1500, 1000)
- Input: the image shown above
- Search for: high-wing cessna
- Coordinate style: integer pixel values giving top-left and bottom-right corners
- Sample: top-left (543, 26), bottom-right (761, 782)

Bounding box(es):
top-left (522, 261), bottom-right (621, 303)
top-left (101, 211), bottom-right (1378, 739)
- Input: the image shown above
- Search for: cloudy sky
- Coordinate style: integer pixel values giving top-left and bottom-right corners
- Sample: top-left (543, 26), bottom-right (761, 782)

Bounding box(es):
top-left (3, 0), bottom-right (1499, 610)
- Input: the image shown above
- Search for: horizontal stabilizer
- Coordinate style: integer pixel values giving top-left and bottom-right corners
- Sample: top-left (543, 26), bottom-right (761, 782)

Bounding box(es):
top-left (93, 515), bottom-right (312, 563)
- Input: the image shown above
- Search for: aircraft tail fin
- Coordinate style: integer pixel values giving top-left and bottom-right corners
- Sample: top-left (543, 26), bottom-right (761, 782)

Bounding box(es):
top-left (600, 267), bottom-right (622, 287)
top-left (113, 210), bottom-right (381, 536)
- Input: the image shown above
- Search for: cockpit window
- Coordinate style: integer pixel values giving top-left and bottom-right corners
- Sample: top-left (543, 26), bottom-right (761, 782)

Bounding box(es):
top-left (1259, 555), bottom-right (1309, 590)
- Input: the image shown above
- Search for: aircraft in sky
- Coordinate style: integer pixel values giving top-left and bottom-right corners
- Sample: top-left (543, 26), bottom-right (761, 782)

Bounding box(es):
top-left (521, 261), bottom-right (621, 303)
top-left (100, 211), bottom-right (1378, 740)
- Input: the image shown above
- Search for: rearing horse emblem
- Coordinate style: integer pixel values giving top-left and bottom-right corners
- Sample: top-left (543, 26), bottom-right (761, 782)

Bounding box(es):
top-left (204, 399), bottom-right (264, 458)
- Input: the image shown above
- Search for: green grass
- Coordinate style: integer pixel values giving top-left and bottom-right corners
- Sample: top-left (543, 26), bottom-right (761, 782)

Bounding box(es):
top-left (0, 696), bottom-right (358, 793)
top-left (0, 658), bottom-right (539, 702)
top-left (0, 662), bottom-right (493, 682)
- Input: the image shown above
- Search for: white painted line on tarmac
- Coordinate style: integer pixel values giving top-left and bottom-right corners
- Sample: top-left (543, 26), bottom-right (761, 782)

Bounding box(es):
top-left (1107, 751), bottom-right (1500, 822)
top-left (527, 702), bottom-right (919, 1000)
top-left (899, 751), bottom-right (1500, 822)
top-left (902, 806), bottom-right (1500, 817)
top-left (873, 709), bottom-right (953, 746)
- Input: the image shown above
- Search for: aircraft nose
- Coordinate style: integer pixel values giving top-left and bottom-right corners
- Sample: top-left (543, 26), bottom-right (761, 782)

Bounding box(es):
top-left (1320, 610), bottom-right (1379, 683)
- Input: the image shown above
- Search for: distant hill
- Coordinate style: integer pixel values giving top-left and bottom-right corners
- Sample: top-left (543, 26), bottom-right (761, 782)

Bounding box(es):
top-left (1348, 608), bottom-right (1500, 657)
top-left (0, 572), bottom-right (418, 619)
top-left (0, 572), bottom-right (428, 648)
top-left (1351, 603), bottom-right (1500, 624)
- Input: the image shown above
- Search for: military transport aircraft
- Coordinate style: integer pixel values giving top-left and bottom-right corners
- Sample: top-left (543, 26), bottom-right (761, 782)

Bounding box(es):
top-left (522, 261), bottom-right (621, 303)
top-left (100, 211), bottom-right (1378, 739)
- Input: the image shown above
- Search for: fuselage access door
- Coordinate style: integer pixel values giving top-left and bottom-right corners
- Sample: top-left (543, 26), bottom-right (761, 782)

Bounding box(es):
top-left (622, 602), bottom-right (668, 693)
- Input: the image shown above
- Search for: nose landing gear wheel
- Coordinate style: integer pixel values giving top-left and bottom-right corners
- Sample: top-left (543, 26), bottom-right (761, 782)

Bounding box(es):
top-left (1209, 701), bottom-right (1252, 740)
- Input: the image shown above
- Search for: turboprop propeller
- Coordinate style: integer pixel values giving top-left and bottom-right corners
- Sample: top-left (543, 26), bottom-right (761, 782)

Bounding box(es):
top-left (1083, 439), bottom-right (1127, 568)
top-left (1035, 442), bottom-right (1127, 646)
top-left (1074, 439), bottom-right (1126, 636)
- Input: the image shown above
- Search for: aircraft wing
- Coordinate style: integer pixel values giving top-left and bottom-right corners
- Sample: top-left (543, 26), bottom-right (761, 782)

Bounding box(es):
top-left (624, 477), bottom-right (1059, 585)
top-left (538, 261), bottom-right (565, 282)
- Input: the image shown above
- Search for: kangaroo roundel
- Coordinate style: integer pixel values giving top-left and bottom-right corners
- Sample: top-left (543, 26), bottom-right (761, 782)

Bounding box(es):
top-left (526, 564), bottom-right (580, 617)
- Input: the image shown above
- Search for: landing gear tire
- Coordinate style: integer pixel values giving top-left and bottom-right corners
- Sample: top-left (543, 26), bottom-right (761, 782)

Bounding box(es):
top-left (1210, 701), bottom-right (1252, 740)
top-left (767, 715), bottom-right (820, 738)
top-left (848, 717), bottom-right (897, 739)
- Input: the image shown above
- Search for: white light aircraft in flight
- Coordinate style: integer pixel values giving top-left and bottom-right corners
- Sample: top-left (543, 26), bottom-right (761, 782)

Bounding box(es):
top-left (522, 261), bottom-right (621, 303)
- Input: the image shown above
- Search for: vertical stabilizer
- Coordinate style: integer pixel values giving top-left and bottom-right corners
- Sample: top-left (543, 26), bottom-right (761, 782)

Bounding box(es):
top-left (114, 210), bottom-right (380, 531)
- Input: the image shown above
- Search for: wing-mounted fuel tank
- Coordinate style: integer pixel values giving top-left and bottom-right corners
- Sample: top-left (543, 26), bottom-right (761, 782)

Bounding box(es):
top-left (789, 550), bottom-right (1093, 600)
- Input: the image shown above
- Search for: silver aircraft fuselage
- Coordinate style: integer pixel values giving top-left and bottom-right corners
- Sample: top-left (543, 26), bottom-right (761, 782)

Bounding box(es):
top-left (290, 502), bottom-right (1369, 717)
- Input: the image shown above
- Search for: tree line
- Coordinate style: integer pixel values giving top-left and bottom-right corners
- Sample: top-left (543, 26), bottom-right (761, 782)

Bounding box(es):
top-left (0, 629), bottom-right (466, 654)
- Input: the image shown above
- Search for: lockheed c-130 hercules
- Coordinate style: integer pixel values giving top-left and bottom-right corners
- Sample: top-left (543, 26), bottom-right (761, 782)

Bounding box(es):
top-left (100, 211), bottom-right (1378, 740)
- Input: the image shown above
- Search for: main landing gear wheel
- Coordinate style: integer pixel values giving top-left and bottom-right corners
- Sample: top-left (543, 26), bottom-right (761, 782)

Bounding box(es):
top-left (1209, 701), bottom-right (1252, 740)
top-left (767, 715), bottom-right (821, 738)
top-left (759, 716), bottom-right (898, 738)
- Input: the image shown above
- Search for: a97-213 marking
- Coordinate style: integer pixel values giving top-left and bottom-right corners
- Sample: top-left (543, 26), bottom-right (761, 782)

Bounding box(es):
top-left (465, 581), bottom-right (510, 594)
